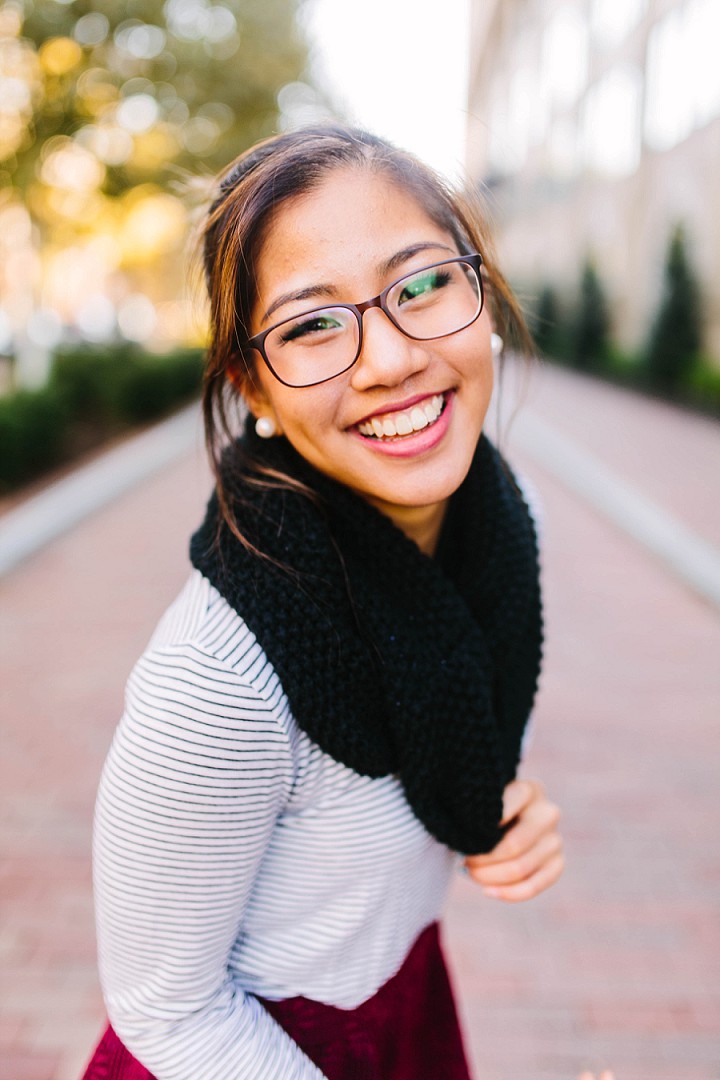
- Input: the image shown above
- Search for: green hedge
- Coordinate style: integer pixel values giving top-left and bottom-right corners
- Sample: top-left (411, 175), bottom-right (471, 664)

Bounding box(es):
top-left (0, 385), bottom-right (70, 488)
top-left (0, 345), bottom-right (203, 491)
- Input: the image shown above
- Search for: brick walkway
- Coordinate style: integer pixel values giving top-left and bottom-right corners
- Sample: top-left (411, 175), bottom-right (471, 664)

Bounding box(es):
top-left (1, 367), bottom-right (718, 1080)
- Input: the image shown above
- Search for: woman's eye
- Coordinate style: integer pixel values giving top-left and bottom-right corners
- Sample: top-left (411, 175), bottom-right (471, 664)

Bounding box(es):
top-left (397, 269), bottom-right (451, 305)
top-left (280, 314), bottom-right (343, 344)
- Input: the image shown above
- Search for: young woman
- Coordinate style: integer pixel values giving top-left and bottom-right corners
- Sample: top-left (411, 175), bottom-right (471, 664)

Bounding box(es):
top-left (82, 126), bottom-right (607, 1080)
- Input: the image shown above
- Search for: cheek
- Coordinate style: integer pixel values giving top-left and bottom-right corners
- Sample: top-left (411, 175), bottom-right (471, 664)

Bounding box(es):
top-left (454, 323), bottom-right (493, 382)
top-left (269, 384), bottom-right (342, 439)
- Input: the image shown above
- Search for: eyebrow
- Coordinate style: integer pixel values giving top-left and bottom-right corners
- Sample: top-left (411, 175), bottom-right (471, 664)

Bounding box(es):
top-left (260, 241), bottom-right (457, 325)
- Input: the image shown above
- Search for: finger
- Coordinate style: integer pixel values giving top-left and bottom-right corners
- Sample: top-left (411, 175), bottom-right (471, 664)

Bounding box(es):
top-left (466, 830), bottom-right (563, 888)
top-left (500, 778), bottom-right (539, 825)
top-left (465, 795), bottom-right (560, 868)
top-left (481, 850), bottom-right (564, 902)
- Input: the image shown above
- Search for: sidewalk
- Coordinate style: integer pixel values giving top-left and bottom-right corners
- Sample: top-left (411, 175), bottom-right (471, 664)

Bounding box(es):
top-left (0, 447), bottom-right (211, 1080)
top-left (446, 441), bottom-right (720, 1080)
top-left (1, 368), bottom-right (719, 1080)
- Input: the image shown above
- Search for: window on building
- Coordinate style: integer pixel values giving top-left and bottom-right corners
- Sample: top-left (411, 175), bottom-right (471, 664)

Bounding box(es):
top-left (686, 0), bottom-right (720, 127)
top-left (542, 5), bottom-right (590, 112)
top-left (590, 0), bottom-right (647, 49)
top-left (582, 66), bottom-right (642, 176)
top-left (645, 0), bottom-right (720, 152)
top-left (547, 117), bottom-right (580, 180)
top-left (487, 66), bottom-right (533, 175)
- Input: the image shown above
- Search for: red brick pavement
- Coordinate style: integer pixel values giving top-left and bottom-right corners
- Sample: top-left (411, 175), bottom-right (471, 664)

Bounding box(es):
top-left (501, 361), bottom-right (720, 549)
top-left (0, 451), bottom-right (210, 1080)
top-left (445, 441), bottom-right (720, 1080)
top-left (1, 371), bottom-right (719, 1080)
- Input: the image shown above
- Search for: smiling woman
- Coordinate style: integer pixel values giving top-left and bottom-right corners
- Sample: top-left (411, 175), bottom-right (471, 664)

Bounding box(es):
top-left (240, 173), bottom-right (493, 538)
top-left (79, 126), bottom-right (579, 1080)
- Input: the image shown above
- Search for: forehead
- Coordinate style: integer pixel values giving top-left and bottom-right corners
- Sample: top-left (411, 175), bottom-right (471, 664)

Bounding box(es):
top-left (255, 167), bottom-right (455, 293)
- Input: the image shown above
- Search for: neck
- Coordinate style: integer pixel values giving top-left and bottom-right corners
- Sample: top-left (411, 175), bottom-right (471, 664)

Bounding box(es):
top-left (367, 498), bottom-right (449, 557)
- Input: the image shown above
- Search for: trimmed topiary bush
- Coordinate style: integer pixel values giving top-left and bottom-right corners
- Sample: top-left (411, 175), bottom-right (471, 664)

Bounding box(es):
top-left (113, 348), bottom-right (204, 423)
top-left (0, 345), bottom-right (204, 492)
top-left (50, 344), bottom-right (203, 425)
top-left (0, 384), bottom-right (70, 488)
top-left (531, 285), bottom-right (575, 362)
top-left (573, 259), bottom-right (611, 370)
top-left (645, 225), bottom-right (703, 393)
top-left (50, 345), bottom-right (132, 423)
top-left (532, 285), bottom-right (560, 356)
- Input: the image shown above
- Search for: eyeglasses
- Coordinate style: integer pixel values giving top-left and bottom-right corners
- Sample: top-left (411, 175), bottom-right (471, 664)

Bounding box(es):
top-left (244, 253), bottom-right (484, 388)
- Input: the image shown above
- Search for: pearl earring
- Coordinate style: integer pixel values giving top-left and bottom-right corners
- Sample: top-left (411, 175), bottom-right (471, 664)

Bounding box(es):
top-left (491, 332), bottom-right (504, 358)
top-left (255, 416), bottom-right (277, 439)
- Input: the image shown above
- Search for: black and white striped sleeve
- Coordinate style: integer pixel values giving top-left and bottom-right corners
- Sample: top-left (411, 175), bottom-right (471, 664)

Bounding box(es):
top-left (92, 639), bottom-right (326, 1080)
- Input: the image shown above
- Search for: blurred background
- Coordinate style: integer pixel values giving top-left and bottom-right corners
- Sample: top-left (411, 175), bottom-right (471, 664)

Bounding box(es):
top-left (1, 3), bottom-right (719, 1079)
top-left (466, 0), bottom-right (720, 407)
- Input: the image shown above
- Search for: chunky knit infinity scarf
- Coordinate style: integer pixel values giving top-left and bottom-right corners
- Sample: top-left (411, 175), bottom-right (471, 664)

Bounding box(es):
top-left (190, 423), bottom-right (542, 854)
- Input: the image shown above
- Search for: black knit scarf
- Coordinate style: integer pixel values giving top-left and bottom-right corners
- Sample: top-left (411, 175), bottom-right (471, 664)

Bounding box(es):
top-left (190, 422), bottom-right (543, 854)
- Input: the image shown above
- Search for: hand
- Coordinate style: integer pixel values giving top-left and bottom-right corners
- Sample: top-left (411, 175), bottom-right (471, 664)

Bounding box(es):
top-left (463, 779), bottom-right (564, 902)
top-left (578, 1073), bottom-right (615, 1080)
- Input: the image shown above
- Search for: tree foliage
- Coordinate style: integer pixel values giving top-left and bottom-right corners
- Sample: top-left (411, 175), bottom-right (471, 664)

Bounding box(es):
top-left (1, 0), bottom-right (310, 197)
top-left (573, 258), bottom-right (610, 369)
top-left (532, 284), bottom-right (569, 359)
top-left (645, 225), bottom-right (703, 391)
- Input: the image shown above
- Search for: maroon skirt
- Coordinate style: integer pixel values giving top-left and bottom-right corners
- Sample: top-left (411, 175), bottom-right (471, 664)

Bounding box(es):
top-left (81, 922), bottom-right (471, 1079)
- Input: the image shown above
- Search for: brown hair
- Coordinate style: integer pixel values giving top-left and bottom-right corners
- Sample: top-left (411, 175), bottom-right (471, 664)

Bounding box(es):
top-left (200, 124), bottom-right (533, 549)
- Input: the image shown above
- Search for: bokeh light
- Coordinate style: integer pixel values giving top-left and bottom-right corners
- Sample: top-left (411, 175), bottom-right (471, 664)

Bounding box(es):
top-left (1, 0), bottom-right (310, 385)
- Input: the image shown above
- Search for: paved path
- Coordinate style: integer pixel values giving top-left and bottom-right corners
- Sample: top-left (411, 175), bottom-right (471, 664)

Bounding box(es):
top-left (1, 366), bottom-right (718, 1080)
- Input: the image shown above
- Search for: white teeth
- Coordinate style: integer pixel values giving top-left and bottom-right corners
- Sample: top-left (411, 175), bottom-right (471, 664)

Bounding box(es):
top-left (358, 393), bottom-right (446, 439)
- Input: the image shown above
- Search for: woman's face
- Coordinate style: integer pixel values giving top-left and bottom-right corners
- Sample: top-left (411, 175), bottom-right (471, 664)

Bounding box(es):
top-left (245, 167), bottom-right (494, 544)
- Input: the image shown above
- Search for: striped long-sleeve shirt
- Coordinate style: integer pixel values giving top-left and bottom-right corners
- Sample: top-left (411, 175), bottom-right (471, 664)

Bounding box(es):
top-left (93, 569), bottom-right (458, 1080)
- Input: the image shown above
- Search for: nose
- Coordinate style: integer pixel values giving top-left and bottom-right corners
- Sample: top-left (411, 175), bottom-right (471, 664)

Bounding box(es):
top-left (349, 307), bottom-right (430, 391)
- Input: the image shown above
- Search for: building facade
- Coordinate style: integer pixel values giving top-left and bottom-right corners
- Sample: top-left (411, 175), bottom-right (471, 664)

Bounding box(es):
top-left (466, 0), bottom-right (720, 360)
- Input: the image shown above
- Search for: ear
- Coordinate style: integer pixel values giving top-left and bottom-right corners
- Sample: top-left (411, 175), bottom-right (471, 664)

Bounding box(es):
top-left (237, 364), bottom-right (283, 435)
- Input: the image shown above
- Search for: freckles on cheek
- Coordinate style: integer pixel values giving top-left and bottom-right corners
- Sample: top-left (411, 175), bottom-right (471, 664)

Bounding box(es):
top-left (275, 388), bottom-right (340, 445)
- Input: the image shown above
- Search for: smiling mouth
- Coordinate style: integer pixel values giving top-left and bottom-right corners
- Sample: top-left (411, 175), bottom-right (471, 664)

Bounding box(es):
top-left (356, 393), bottom-right (448, 440)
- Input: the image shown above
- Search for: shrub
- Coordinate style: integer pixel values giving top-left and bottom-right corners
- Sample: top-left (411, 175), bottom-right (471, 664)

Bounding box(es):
top-left (0, 384), bottom-right (70, 488)
top-left (687, 359), bottom-right (720, 413)
top-left (50, 344), bottom-right (203, 425)
top-left (532, 285), bottom-right (560, 356)
top-left (645, 225), bottom-right (703, 392)
top-left (1, 345), bottom-right (204, 491)
top-left (573, 259), bottom-right (611, 370)
top-left (50, 344), bottom-right (135, 423)
top-left (114, 349), bottom-right (203, 423)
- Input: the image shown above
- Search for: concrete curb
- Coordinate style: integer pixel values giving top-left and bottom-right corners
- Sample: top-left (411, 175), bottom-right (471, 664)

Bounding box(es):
top-left (0, 403), bottom-right (202, 579)
top-left (514, 410), bottom-right (720, 612)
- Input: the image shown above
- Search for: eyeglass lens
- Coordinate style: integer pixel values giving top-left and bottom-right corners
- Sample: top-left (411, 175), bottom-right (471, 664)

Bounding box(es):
top-left (263, 258), bottom-right (482, 387)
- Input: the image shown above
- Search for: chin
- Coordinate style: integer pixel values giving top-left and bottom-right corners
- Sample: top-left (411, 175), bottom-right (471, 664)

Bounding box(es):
top-left (365, 461), bottom-right (474, 512)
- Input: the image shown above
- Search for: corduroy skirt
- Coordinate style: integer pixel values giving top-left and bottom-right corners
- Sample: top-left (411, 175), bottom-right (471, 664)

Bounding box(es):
top-left (81, 922), bottom-right (471, 1079)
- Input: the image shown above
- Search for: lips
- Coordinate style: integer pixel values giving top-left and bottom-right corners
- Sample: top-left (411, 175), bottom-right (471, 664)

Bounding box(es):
top-left (356, 393), bottom-right (447, 440)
